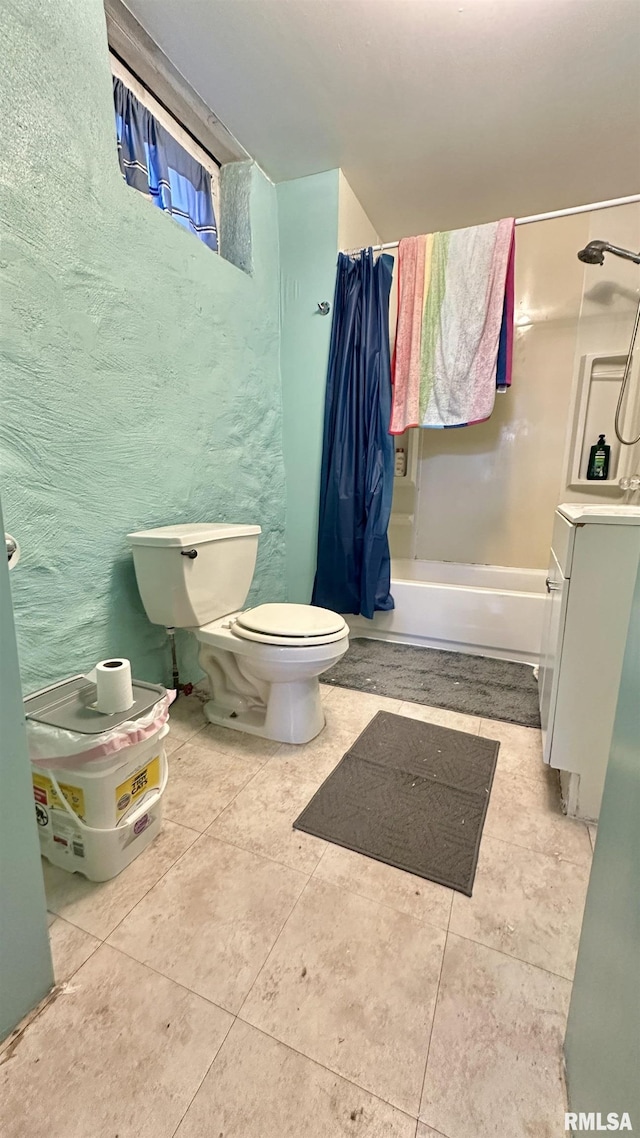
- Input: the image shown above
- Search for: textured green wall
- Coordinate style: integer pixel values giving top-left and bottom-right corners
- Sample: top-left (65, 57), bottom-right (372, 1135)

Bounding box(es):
top-left (0, 498), bottom-right (53, 1039)
top-left (564, 561), bottom-right (640, 1126)
top-left (0, 0), bottom-right (286, 693)
top-left (277, 172), bottom-right (339, 602)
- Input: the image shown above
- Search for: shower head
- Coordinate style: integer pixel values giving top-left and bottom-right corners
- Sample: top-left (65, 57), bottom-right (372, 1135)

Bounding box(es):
top-left (577, 239), bottom-right (640, 266)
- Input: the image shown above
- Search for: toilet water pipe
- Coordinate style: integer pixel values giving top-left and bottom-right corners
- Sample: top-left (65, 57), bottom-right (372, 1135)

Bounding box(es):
top-left (166, 626), bottom-right (193, 700)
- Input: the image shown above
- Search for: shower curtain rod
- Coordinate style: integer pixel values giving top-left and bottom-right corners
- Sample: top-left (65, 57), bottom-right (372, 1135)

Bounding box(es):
top-left (342, 193), bottom-right (640, 254)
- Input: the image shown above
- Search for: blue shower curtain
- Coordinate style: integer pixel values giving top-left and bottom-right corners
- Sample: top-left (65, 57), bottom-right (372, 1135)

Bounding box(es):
top-left (312, 249), bottom-right (395, 619)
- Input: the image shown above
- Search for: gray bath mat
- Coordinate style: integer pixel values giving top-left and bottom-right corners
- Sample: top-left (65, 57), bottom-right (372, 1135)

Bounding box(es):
top-left (294, 711), bottom-right (499, 896)
top-left (323, 638), bottom-right (540, 728)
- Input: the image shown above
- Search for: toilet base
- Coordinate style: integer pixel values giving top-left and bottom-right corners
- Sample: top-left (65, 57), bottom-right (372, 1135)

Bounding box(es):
top-left (204, 677), bottom-right (326, 745)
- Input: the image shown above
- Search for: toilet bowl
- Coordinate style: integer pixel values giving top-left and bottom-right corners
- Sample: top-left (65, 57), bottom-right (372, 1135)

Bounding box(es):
top-left (196, 605), bottom-right (348, 743)
top-left (127, 525), bottom-right (349, 744)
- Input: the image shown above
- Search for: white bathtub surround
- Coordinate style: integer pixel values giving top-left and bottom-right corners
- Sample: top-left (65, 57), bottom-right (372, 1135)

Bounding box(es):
top-left (348, 559), bottom-right (546, 664)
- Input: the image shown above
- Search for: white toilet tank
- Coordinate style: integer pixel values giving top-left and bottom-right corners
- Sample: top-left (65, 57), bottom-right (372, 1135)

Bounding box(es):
top-left (127, 523), bottom-right (261, 628)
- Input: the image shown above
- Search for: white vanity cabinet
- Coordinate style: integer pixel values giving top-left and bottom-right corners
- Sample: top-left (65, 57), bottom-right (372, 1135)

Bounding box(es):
top-left (539, 504), bottom-right (640, 821)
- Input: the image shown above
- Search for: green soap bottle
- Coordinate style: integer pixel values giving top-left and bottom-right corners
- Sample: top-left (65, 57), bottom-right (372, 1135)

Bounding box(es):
top-left (587, 433), bottom-right (610, 480)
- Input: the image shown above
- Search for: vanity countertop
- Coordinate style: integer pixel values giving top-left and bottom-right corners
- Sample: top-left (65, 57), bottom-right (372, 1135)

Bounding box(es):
top-left (558, 503), bottom-right (640, 526)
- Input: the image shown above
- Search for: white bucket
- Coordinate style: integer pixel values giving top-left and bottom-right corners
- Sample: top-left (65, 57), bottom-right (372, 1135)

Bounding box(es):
top-left (32, 723), bottom-right (169, 882)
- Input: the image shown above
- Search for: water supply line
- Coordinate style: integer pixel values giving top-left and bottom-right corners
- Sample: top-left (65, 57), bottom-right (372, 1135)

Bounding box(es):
top-left (166, 626), bottom-right (193, 700)
top-left (612, 295), bottom-right (640, 446)
top-left (576, 238), bottom-right (640, 447)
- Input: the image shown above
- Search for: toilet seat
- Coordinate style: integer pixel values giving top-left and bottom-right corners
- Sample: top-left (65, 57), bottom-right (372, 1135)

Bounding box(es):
top-left (232, 603), bottom-right (348, 646)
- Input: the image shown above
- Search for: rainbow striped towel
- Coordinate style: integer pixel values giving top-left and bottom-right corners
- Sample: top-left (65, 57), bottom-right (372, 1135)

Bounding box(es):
top-left (391, 218), bottom-right (515, 431)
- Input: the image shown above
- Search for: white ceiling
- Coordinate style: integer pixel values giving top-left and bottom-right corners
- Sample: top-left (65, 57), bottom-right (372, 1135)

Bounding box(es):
top-left (125, 0), bottom-right (640, 239)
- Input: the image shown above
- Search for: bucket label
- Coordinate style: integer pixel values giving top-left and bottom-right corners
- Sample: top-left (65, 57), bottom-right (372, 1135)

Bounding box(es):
top-left (133, 813), bottom-right (149, 836)
top-left (35, 803), bottom-right (49, 827)
top-left (115, 755), bottom-right (161, 824)
top-left (32, 773), bottom-right (85, 818)
top-left (50, 812), bottom-right (84, 857)
top-left (37, 805), bottom-right (84, 860)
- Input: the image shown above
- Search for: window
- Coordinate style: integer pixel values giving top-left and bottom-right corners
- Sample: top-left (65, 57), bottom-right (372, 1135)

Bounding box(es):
top-left (110, 54), bottom-right (220, 252)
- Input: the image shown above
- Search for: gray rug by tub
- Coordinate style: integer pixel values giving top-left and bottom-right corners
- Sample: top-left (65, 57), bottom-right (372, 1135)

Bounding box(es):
top-left (323, 639), bottom-right (540, 728)
top-left (294, 711), bottom-right (499, 896)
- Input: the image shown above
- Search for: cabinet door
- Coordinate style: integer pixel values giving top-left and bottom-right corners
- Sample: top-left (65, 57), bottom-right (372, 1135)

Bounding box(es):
top-left (538, 549), bottom-right (569, 763)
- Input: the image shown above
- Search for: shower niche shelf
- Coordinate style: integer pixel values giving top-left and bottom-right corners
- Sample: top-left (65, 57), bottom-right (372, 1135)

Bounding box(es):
top-left (567, 352), bottom-right (639, 490)
top-left (393, 427), bottom-right (419, 485)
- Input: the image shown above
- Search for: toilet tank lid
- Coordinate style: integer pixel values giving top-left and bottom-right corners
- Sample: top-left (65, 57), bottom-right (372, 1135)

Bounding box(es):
top-left (127, 523), bottom-right (261, 547)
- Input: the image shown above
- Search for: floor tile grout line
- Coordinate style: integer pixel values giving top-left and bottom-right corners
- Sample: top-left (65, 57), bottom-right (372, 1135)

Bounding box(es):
top-left (172, 701), bottom-right (585, 899)
top-left (108, 819), bottom-right (576, 995)
top-left (243, 747), bottom-right (356, 785)
top-left (54, 769), bottom-right (585, 965)
top-left (165, 716), bottom-right (211, 753)
top-left (198, 825), bottom-right (320, 878)
top-left (170, 755), bottom-right (278, 837)
top-left (172, 823), bottom-right (453, 939)
top-left (174, 698), bottom-right (541, 751)
top-left (171, 734), bottom-right (277, 772)
top-left (398, 702), bottom-right (483, 736)
top-left (2, 939), bottom-right (235, 1070)
top-left (446, 928), bottom-right (577, 984)
top-left (493, 767), bottom-right (555, 787)
top-left (34, 690), bottom-right (572, 1134)
top-left (59, 840), bottom-right (577, 1002)
top-left (102, 826), bottom-right (310, 951)
top-left (235, 872), bottom-right (316, 1020)
top-left (44, 821), bottom-right (203, 941)
top-left (478, 715), bottom-right (541, 732)
top-left (46, 715), bottom-right (560, 1007)
top-left (168, 1012), bottom-right (238, 1138)
top-left (319, 685), bottom-right (338, 706)
top-left (415, 929), bottom-right (449, 1131)
top-left (199, 757), bottom-right (326, 841)
top-left (88, 823), bottom-right (205, 944)
top-left (415, 1121), bottom-right (451, 1137)
top-left (310, 863), bottom-right (453, 936)
top-left (169, 706), bottom-right (282, 767)
top-left (445, 887), bottom-right (454, 932)
top-left (4, 918), bottom-right (103, 1054)
top-left (492, 765), bottom-right (567, 794)
top-left (309, 841), bottom-right (330, 875)
top-left (233, 1016), bottom-right (422, 1125)
top-left (480, 823), bottom-right (591, 868)
top-left (474, 828), bottom-right (593, 869)
top-left (0, 980), bottom-right (68, 1060)
top-left (48, 917), bottom-right (103, 984)
top-left (99, 940), bottom-right (241, 1015)
top-left (235, 873), bottom-right (449, 1118)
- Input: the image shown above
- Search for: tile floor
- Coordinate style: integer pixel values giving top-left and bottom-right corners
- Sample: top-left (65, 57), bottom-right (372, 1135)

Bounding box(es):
top-left (0, 685), bottom-right (593, 1138)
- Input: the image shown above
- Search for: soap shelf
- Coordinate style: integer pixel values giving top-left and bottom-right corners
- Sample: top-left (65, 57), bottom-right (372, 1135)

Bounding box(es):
top-left (393, 428), bottom-right (419, 483)
top-left (571, 479), bottom-right (621, 489)
top-left (566, 353), bottom-right (638, 491)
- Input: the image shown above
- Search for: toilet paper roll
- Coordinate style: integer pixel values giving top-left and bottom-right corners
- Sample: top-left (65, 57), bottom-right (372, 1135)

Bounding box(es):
top-left (87, 658), bottom-right (134, 714)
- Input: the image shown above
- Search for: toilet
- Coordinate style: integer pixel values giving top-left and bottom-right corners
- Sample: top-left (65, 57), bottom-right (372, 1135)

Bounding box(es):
top-left (127, 523), bottom-right (349, 744)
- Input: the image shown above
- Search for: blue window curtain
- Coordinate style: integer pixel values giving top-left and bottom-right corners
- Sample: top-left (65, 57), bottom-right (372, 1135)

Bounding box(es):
top-left (113, 78), bottom-right (218, 252)
top-left (312, 250), bottom-right (395, 619)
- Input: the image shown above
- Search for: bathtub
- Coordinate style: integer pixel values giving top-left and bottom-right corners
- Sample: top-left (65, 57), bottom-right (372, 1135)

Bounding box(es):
top-left (347, 559), bottom-right (547, 664)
